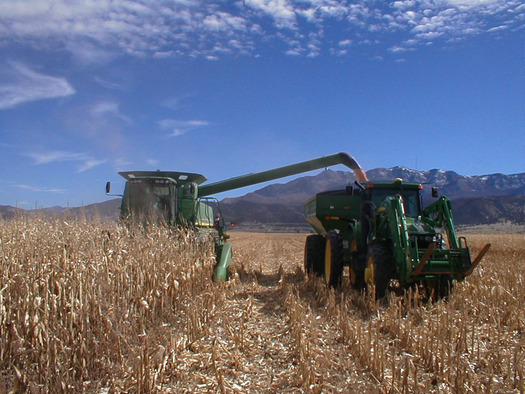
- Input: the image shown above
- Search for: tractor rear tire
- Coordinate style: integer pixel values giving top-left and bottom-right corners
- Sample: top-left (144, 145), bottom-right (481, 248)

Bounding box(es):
top-left (304, 234), bottom-right (325, 277)
top-left (324, 232), bottom-right (344, 288)
top-left (365, 243), bottom-right (395, 299)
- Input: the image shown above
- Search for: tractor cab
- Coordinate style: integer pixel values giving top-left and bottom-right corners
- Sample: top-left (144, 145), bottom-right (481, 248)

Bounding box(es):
top-left (360, 179), bottom-right (422, 218)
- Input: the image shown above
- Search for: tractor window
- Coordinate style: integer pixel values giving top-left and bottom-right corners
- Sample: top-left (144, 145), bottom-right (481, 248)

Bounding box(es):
top-left (369, 188), bottom-right (421, 218)
top-left (400, 190), bottom-right (421, 217)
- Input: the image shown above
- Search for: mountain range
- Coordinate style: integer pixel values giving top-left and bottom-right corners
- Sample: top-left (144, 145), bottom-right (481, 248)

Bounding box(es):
top-left (219, 167), bottom-right (525, 228)
top-left (1, 167), bottom-right (523, 228)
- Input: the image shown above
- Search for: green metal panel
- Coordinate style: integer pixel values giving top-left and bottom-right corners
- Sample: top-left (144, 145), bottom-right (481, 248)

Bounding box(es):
top-left (178, 198), bottom-right (196, 223)
top-left (316, 194), bottom-right (361, 220)
top-left (213, 242), bottom-right (232, 282)
top-left (305, 192), bottom-right (361, 234)
top-left (195, 201), bottom-right (214, 227)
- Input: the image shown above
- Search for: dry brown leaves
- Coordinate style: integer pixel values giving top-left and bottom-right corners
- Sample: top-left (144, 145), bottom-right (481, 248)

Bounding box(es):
top-left (0, 218), bottom-right (523, 393)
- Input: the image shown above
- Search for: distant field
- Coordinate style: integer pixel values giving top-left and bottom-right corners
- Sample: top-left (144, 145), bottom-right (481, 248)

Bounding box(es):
top-left (457, 222), bottom-right (525, 234)
top-left (0, 218), bottom-right (523, 392)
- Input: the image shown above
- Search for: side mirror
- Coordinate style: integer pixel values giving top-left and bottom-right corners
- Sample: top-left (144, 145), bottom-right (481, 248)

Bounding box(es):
top-left (106, 182), bottom-right (111, 194)
top-left (431, 187), bottom-right (438, 198)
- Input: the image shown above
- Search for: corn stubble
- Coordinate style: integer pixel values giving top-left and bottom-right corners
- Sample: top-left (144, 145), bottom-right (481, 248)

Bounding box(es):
top-left (0, 218), bottom-right (523, 393)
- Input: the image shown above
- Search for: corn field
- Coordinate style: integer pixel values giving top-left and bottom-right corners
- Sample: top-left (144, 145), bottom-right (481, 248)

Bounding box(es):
top-left (0, 217), bottom-right (523, 392)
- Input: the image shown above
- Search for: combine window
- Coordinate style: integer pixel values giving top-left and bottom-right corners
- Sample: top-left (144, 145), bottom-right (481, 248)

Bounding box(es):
top-left (124, 179), bottom-right (175, 221)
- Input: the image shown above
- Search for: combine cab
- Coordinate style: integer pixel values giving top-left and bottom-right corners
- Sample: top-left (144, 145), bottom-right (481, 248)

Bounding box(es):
top-left (304, 178), bottom-right (490, 299)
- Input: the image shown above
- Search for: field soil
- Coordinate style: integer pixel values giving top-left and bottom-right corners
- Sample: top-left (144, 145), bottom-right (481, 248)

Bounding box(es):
top-left (173, 232), bottom-right (373, 392)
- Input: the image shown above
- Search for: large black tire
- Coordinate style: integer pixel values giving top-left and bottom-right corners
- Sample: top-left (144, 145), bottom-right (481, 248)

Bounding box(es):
top-left (324, 232), bottom-right (344, 288)
top-left (304, 234), bottom-right (325, 277)
top-left (365, 243), bottom-right (395, 299)
top-left (350, 255), bottom-right (366, 291)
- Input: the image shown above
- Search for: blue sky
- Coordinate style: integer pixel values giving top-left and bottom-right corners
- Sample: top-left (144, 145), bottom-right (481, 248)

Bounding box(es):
top-left (0, 0), bottom-right (523, 208)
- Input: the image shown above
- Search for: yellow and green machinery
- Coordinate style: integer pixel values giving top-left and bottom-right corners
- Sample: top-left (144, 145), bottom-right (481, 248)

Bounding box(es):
top-left (106, 151), bottom-right (489, 297)
top-left (304, 178), bottom-right (491, 298)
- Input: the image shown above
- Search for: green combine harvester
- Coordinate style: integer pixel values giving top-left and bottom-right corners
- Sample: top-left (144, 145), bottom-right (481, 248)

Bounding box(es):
top-left (106, 153), bottom-right (368, 282)
top-left (304, 178), bottom-right (491, 299)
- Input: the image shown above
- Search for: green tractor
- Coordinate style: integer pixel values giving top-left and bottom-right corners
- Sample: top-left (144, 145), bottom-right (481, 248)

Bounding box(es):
top-left (106, 153), bottom-right (368, 282)
top-left (304, 178), bottom-right (491, 299)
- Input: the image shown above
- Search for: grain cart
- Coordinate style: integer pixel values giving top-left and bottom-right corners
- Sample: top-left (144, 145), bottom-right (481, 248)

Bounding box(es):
top-left (106, 152), bottom-right (368, 282)
top-left (304, 178), bottom-right (491, 299)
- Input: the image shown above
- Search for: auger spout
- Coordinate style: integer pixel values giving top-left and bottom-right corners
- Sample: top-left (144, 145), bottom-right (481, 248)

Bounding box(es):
top-left (198, 152), bottom-right (368, 197)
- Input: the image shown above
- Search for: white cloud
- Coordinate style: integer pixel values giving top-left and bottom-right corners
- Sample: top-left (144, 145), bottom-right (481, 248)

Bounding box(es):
top-left (317, 4), bottom-right (348, 19)
top-left (25, 150), bottom-right (106, 172)
top-left (90, 101), bottom-right (132, 124)
top-left (26, 151), bottom-right (86, 165)
top-left (158, 119), bottom-right (210, 136)
top-left (65, 40), bottom-right (118, 65)
top-left (0, 62), bottom-right (75, 109)
top-left (244, 0), bottom-right (297, 29)
top-left (285, 48), bottom-right (302, 56)
top-left (444, 0), bottom-right (501, 7)
top-left (94, 76), bottom-right (121, 90)
top-left (392, 1), bottom-right (417, 10)
top-left (388, 45), bottom-right (414, 53)
top-left (161, 95), bottom-right (195, 110)
top-left (487, 25), bottom-right (508, 33)
top-left (114, 158), bottom-right (132, 171)
top-left (77, 158), bottom-right (108, 173)
top-left (202, 12), bottom-right (248, 32)
top-left (15, 184), bottom-right (66, 194)
top-left (0, 0), bottom-right (521, 60)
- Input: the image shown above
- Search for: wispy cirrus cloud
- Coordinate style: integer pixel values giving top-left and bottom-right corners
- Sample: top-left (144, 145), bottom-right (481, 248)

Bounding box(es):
top-left (77, 158), bottom-right (108, 172)
top-left (14, 184), bottom-right (66, 194)
top-left (158, 119), bottom-right (210, 137)
top-left (0, 62), bottom-right (75, 109)
top-left (90, 101), bottom-right (132, 124)
top-left (25, 150), bottom-right (107, 172)
top-left (0, 0), bottom-right (521, 60)
top-left (59, 100), bottom-right (130, 153)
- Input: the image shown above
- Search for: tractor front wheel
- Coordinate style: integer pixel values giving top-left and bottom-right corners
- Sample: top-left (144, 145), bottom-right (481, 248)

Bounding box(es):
top-left (350, 257), bottom-right (366, 291)
top-left (364, 243), bottom-right (395, 299)
top-left (324, 232), bottom-right (344, 288)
